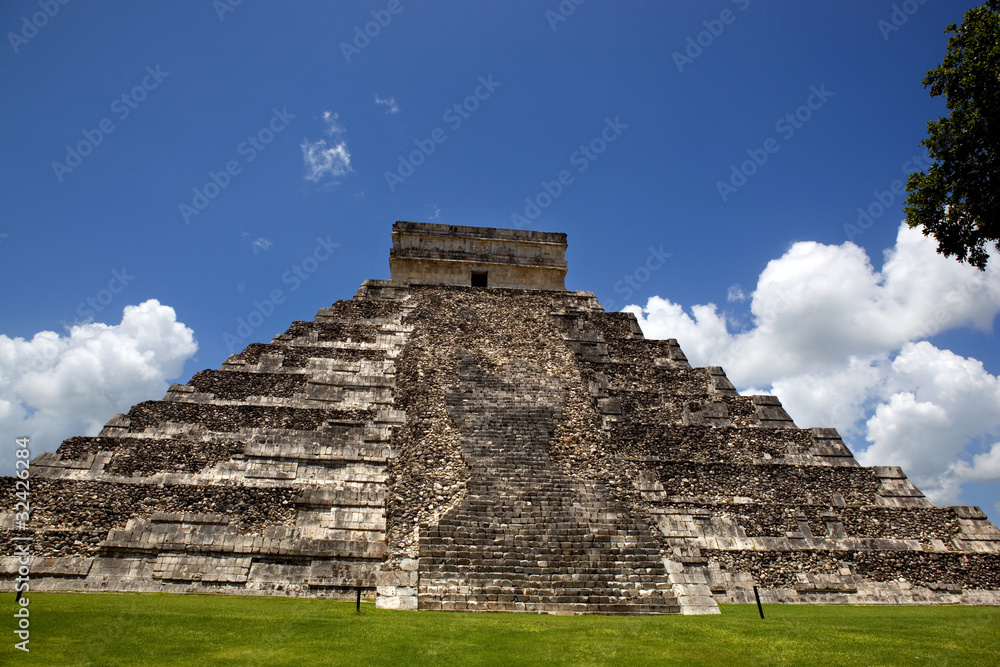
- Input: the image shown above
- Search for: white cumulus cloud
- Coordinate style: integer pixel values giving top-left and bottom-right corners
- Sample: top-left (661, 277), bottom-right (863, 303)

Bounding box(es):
top-left (0, 300), bottom-right (198, 474)
top-left (625, 222), bottom-right (1000, 506)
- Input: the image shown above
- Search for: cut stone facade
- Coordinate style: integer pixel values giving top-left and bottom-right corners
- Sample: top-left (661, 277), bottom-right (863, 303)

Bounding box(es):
top-left (3, 222), bottom-right (999, 613)
top-left (389, 221), bottom-right (567, 290)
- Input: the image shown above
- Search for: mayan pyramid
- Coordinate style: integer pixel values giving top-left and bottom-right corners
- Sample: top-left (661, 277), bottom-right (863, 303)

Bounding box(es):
top-left (4, 221), bottom-right (999, 614)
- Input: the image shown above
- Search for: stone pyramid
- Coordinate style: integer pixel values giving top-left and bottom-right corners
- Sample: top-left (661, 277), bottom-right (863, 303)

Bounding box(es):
top-left (4, 221), bottom-right (999, 614)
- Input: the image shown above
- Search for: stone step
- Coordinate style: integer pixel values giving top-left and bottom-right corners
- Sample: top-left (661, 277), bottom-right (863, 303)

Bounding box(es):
top-left (414, 347), bottom-right (677, 615)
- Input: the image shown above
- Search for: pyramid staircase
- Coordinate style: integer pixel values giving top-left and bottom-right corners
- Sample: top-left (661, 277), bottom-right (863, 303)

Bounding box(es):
top-left (417, 352), bottom-right (678, 613)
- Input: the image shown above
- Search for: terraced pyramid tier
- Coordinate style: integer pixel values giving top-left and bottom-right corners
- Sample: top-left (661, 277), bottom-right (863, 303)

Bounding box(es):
top-left (3, 222), bottom-right (999, 613)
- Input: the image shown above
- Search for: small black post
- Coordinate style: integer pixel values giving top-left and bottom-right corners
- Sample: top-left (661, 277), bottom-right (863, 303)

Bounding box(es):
top-left (356, 586), bottom-right (361, 613)
top-left (753, 585), bottom-right (764, 619)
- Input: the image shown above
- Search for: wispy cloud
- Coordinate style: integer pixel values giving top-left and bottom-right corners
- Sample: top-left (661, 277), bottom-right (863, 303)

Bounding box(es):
top-left (301, 139), bottom-right (351, 182)
top-left (302, 110), bottom-right (352, 184)
top-left (374, 94), bottom-right (399, 114)
top-left (241, 232), bottom-right (272, 255)
top-left (322, 110), bottom-right (345, 135)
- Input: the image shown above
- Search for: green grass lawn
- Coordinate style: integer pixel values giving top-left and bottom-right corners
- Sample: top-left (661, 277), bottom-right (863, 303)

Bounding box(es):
top-left (3, 593), bottom-right (998, 666)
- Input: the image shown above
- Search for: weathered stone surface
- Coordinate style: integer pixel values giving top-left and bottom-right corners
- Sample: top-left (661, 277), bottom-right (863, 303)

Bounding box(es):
top-left (389, 221), bottom-right (567, 290)
top-left (4, 222), bottom-right (998, 611)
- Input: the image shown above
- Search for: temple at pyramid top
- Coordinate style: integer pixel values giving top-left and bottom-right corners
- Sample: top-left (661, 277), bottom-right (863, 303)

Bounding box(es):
top-left (388, 221), bottom-right (568, 290)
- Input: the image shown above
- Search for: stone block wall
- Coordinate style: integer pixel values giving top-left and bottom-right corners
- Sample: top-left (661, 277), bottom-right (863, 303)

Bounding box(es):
top-left (4, 251), bottom-right (999, 611)
top-left (2, 290), bottom-right (415, 597)
top-left (546, 303), bottom-right (1000, 606)
top-left (389, 221), bottom-right (567, 290)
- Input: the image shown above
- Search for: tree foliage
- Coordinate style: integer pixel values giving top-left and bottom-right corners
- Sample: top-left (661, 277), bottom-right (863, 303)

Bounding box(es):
top-left (904, 0), bottom-right (1000, 269)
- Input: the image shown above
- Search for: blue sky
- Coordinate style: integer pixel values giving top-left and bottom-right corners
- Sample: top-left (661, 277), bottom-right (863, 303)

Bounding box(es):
top-left (3, 1), bottom-right (999, 521)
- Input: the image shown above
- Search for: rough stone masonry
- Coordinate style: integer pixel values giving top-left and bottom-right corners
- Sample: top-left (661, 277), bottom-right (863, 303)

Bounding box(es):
top-left (3, 221), bottom-right (999, 614)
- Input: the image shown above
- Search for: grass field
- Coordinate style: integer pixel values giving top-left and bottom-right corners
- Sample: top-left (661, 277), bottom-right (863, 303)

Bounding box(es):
top-left (3, 593), bottom-right (998, 666)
